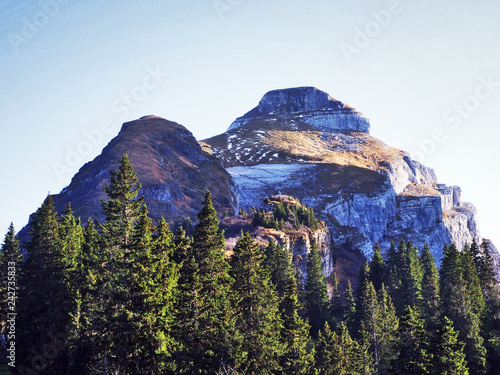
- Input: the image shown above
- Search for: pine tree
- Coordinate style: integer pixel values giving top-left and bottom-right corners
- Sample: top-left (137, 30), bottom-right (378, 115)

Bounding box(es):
top-left (440, 244), bottom-right (488, 375)
top-left (315, 322), bottom-right (338, 375)
top-left (370, 243), bottom-right (386, 292)
top-left (71, 218), bottom-right (101, 374)
top-left (229, 232), bottom-right (283, 374)
top-left (433, 316), bottom-right (469, 375)
top-left (376, 284), bottom-right (399, 374)
top-left (279, 272), bottom-right (314, 374)
top-left (0, 224), bottom-right (22, 341)
top-left (263, 239), bottom-right (294, 298)
top-left (330, 271), bottom-right (344, 323)
top-left (461, 244), bottom-right (487, 321)
top-left (176, 190), bottom-right (238, 374)
top-left (478, 239), bottom-right (500, 325)
top-left (343, 280), bottom-right (357, 336)
top-left (419, 243), bottom-right (441, 330)
top-left (17, 196), bottom-right (71, 374)
top-left (101, 153), bottom-right (143, 247)
top-left (305, 237), bottom-right (331, 338)
top-left (356, 277), bottom-right (398, 374)
top-left (315, 322), bottom-right (366, 375)
top-left (79, 154), bottom-right (146, 373)
top-left (122, 207), bottom-right (179, 374)
top-left (392, 305), bottom-right (432, 375)
top-left (395, 241), bottom-right (423, 315)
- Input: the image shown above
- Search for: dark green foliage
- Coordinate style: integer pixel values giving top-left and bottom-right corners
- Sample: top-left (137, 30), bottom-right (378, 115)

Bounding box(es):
top-left (176, 190), bottom-right (238, 374)
top-left (305, 237), bottom-right (331, 338)
top-left (279, 274), bottom-right (315, 374)
top-left (420, 243), bottom-right (441, 330)
top-left (343, 280), bottom-right (357, 336)
top-left (330, 271), bottom-right (344, 323)
top-left (478, 240), bottom-right (500, 323)
top-left (376, 284), bottom-right (399, 374)
top-left (0, 224), bottom-right (22, 339)
top-left (17, 196), bottom-right (71, 374)
top-left (370, 242), bottom-right (386, 291)
top-left (433, 316), bottom-right (469, 375)
top-left (356, 276), bottom-right (398, 374)
top-left (101, 152), bottom-right (143, 246)
top-left (252, 196), bottom-right (320, 230)
top-left (263, 239), bottom-right (294, 298)
top-left (316, 322), bottom-right (366, 375)
top-left (440, 244), bottom-right (488, 375)
top-left (229, 232), bottom-right (283, 374)
top-left (392, 305), bottom-right (432, 375)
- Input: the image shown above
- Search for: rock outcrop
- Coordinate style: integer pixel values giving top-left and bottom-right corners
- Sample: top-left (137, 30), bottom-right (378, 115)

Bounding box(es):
top-left (228, 87), bottom-right (370, 134)
top-left (203, 87), bottom-right (488, 262)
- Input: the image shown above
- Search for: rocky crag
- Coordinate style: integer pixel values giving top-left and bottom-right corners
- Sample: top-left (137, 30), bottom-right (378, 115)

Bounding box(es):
top-left (202, 87), bottom-right (484, 261)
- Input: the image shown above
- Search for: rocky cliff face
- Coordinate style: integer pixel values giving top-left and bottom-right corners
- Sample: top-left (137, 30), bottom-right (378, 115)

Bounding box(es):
top-left (49, 116), bottom-right (236, 226)
top-left (229, 87), bottom-right (370, 134)
top-left (221, 214), bottom-right (335, 292)
top-left (203, 87), bottom-right (487, 262)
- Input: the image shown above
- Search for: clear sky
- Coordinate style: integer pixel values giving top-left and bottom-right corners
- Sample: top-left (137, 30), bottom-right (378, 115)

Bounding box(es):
top-left (1, 0), bottom-right (499, 247)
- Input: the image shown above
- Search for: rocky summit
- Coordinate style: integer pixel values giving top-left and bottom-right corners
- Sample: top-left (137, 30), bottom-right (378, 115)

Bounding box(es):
top-left (48, 115), bottom-right (235, 227)
top-left (228, 86), bottom-right (370, 133)
top-left (21, 87), bottom-right (495, 268)
top-left (203, 87), bottom-right (487, 261)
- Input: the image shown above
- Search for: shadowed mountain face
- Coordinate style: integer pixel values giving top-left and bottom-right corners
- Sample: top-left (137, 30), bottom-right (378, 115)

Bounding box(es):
top-left (49, 116), bottom-right (236, 226)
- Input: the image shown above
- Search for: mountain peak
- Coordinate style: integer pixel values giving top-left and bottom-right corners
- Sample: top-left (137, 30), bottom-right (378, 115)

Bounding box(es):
top-left (228, 86), bottom-right (370, 133)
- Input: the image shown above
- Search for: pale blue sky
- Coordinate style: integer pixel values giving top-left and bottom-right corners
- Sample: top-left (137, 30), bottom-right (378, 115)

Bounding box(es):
top-left (1, 0), bottom-right (499, 247)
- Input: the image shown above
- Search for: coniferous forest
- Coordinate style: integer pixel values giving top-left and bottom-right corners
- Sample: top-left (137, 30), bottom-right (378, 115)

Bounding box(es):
top-left (1, 154), bottom-right (500, 375)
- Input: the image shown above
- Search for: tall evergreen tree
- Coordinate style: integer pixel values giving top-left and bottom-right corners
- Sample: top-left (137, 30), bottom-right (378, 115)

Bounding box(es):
top-left (315, 322), bottom-right (365, 375)
top-left (176, 190), bottom-right (238, 374)
top-left (263, 239), bottom-right (294, 298)
top-left (376, 284), bottom-right (399, 374)
top-left (229, 232), bottom-right (282, 374)
top-left (461, 244), bottom-right (487, 320)
top-left (80, 154), bottom-right (146, 373)
top-left (356, 278), bottom-right (398, 374)
top-left (392, 305), bottom-right (432, 375)
top-left (370, 243), bottom-right (386, 292)
top-left (440, 244), bottom-right (488, 375)
top-left (17, 196), bottom-right (71, 374)
top-left (101, 153), bottom-right (143, 247)
top-left (343, 280), bottom-right (357, 336)
top-left (0, 224), bottom-right (22, 341)
top-left (395, 241), bottom-right (423, 315)
top-left (419, 243), bottom-right (441, 330)
top-left (305, 237), bottom-right (331, 338)
top-left (478, 239), bottom-right (500, 326)
top-left (433, 316), bottom-right (469, 375)
top-left (330, 271), bottom-right (344, 323)
top-left (279, 271), bottom-right (314, 374)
